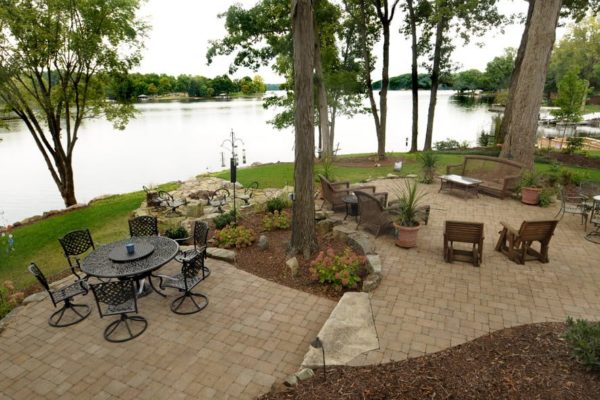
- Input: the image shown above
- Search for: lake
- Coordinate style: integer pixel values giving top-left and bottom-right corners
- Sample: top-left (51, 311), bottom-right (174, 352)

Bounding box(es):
top-left (0, 90), bottom-right (495, 224)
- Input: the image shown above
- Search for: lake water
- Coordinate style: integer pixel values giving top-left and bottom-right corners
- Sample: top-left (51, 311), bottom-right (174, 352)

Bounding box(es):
top-left (0, 90), bottom-right (495, 224)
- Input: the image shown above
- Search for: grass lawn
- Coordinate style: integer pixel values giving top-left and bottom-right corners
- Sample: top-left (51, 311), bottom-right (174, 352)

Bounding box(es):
top-left (584, 104), bottom-right (600, 114)
top-left (0, 183), bottom-right (178, 291)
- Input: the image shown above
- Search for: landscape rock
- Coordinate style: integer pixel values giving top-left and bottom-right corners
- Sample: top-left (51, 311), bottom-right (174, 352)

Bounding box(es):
top-left (347, 232), bottom-right (376, 255)
top-left (207, 247), bottom-right (236, 263)
top-left (366, 254), bottom-right (382, 274)
top-left (316, 219), bottom-right (334, 235)
top-left (284, 374), bottom-right (298, 387)
top-left (362, 273), bottom-right (382, 292)
top-left (257, 234), bottom-right (268, 250)
top-left (286, 257), bottom-right (299, 277)
top-left (182, 203), bottom-right (203, 218)
top-left (22, 292), bottom-right (47, 304)
top-left (332, 225), bottom-right (355, 241)
top-left (295, 368), bottom-right (315, 381)
top-left (385, 173), bottom-right (399, 179)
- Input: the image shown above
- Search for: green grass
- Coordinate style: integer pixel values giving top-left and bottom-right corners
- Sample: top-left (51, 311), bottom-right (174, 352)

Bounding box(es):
top-left (584, 104), bottom-right (600, 114)
top-left (0, 182), bottom-right (178, 290)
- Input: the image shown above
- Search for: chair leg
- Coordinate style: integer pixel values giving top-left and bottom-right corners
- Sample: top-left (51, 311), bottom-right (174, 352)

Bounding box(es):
top-left (48, 300), bottom-right (91, 328)
top-left (170, 291), bottom-right (208, 315)
top-left (103, 314), bottom-right (147, 343)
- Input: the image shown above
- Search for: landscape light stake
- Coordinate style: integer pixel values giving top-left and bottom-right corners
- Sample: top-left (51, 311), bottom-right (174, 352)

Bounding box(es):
top-left (310, 336), bottom-right (326, 381)
top-left (220, 129), bottom-right (246, 223)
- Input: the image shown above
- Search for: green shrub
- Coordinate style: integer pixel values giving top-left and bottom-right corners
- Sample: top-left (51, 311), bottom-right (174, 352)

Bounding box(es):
top-left (213, 225), bottom-right (255, 249)
top-left (564, 317), bottom-right (600, 370)
top-left (521, 171), bottom-right (542, 188)
top-left (309, 247), bottom-right (364, 290)
top-left (0, 280), bottom-right (22, 319)
top-left (213, 210), bottom-right (237, 229)
top-left (417, 152), bottom-right (439, 184)
top-left (266, 197), bottom-right (289, 214)
top-left (262, 210), bottom-right (290, 231)
top-left (564, 137), bottom-right (585, 155)
top-left (434, 138), bottom-right (461, 151)
top-left (538, 188), bottom-right (555, 208)
top-left (164, 226), bottom-right (188, 240)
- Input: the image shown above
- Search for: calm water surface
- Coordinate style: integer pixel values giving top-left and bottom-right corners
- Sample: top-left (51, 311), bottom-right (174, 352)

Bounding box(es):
top-left (0, 91), bottom-right (494, 223)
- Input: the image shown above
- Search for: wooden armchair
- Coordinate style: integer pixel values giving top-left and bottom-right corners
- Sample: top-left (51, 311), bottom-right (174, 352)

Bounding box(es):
top-left (355, 190), bottom-right (395, 237)
top-left (495, 220), bottom-right (558, 264)
top-left (443, 221), bottom-right (484, 267)
top-left (318, 175), bottom-right (375, 210)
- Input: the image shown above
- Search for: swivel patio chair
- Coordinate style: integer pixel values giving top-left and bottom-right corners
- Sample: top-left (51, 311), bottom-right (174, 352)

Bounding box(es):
top-left (128, 215), bottom-right (159, 237)
top-left (159, 252), bottom-right (209, 315)
top-left (90, 279), bottom-right (147, 343)
top-left (318, 175), bottom-right (376, 211)
top-left (495, 220), bottom-right (559, 264)
top-left (157, 190), bottom-right (187, 213)
top-left (208, 188), bottom-right (230, 213)
top-left (355, 190), bottom-right (395, 237)
top-left (443, 221), bottom-right (484, 267)
top-left (28, 263), bottom-right (90, 327)
top-left (58, 229), bottom-right (95, 280)
top-left (174, 221), bottom-right (210, 275)
top-left (555, 185), bottom-right (588, 230)
top-left (239, 181), bottom-right (259, 207)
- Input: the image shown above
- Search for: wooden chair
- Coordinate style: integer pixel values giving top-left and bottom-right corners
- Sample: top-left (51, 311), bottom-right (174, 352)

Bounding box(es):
top-left (443, 221), bottom-right (484, 267)
top-left (355, 190), bottom-right (394, 237)
top-left (318, 175), bottom-right (375, 211)
top-left (495, 220), bottom-right (559, 264)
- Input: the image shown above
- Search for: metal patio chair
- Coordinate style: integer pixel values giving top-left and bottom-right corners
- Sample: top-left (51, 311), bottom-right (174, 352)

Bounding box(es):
top-left (555, 185), bottom-right (588, 230)
top-left (159, 252), bottom-right (209, 315)
top-left (128, 215), bottom-right (159, 237)
top-left (58, 229), bottom-right (96, 280)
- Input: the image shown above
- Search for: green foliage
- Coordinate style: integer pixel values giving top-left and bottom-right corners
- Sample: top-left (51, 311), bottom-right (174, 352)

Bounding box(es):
top-left (538, 188), bottom-right (555, 208)
top-left (417, 152), bottom-right (439, 184)
top-left (453, 69), bottom-right (484, 93)
top-left (262, 211), bottom-right (290, 231)
top-left (391, 179), bottom-right (427, 227)
top-left (0, 280), bottom-right (22, 319)
top-left (564, 137), bottom-right (585, 155)
top-left (478, 131), bottom-right (496, 147)
top-left (163, 226), bottom-right (189, 240)
top-left (481, 48), bottom-right (515, 91)
top-left (266, 197), bottom-right (289, 214)
top-left (317, 155), bottom-right (336, 182)
top-left (564, 317), bottom-right (600, 370)
top-left (521, 171), bottom-right (543, 189)
top-left (434, 139), bottom-right (461, 151)
top-left (309, 247), bottom-right (364, 290)
top-left (213, 225), bottom-right (255, 249)
top-left (373, 73), bottom-right (432, 90)
top-left (213, 210), bottom-right (237, 230)
top-left (552, 68), bottom-right (588, 123)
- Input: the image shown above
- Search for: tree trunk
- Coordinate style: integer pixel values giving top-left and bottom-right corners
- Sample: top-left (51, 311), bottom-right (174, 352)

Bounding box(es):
top-left (59, 161), bottom-right (77, 207)
top-left (499, 0), bottom-right (562, 168)
top-left (314, 33), bottom-right (331, 158)
top-left (290, 0), bottom-right (318, 258)
top-left (377, 22), bottom-right (391, 160)
top-left (407, 0), bottom-right (419, 153)
top-left (423, 16), bottom-right (446, 151)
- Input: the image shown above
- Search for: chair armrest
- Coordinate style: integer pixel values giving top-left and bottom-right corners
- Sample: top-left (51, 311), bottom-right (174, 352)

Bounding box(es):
top-left (352, 185), bottom-right (376, 193)
top-left (330, 181), bottom-right (350, 189)
top-left (373, 192), bottom-right (388, 207)
top-left (446, 164), bottom-right (463, 175)
top-left (502, 174), bottom-right (522, 190)
top-left (500, 221), bottom-right (519, 236)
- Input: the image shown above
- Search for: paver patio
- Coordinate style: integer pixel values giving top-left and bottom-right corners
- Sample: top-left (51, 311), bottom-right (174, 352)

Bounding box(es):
top-left (1, 177), bottom-right (600, 399)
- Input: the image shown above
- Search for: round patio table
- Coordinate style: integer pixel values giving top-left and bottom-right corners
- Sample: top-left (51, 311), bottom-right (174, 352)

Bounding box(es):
top-left (81, 236), bottom-right (179, 295)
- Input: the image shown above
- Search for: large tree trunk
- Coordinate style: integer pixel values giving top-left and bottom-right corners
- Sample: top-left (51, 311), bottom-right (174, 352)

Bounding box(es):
top-left (499, 0), bottom-right (562, 168)
top-left (58, 158), bottom-right (77, 207)
top-left (407, 0), bottom-right (419, 153)
top-left (314, 34), bottom-right (331, 158)
top-left (290, 0), bottom-right (318, 258)
top-left (423, 16), bottom-right (445, 151)
top-left (377, 22), bottom-right (390, 160)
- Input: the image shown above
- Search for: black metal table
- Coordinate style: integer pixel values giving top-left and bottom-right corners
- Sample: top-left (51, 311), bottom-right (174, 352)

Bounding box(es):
top-left (81, 236), bottom-right (179, 296)
top-left (343, 194), bottom-right (359, 221)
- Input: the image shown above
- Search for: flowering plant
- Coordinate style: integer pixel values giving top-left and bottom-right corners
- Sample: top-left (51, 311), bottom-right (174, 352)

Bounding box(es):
top-left (214, 225), bottom-right (255, 249)
top-left (309, 247), bottom-right (364, 290)
top-left (262, 210), bottom-right (290, 231)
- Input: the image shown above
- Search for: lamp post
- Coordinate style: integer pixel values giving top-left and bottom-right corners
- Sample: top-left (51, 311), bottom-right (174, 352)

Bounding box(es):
top-left (220, 129), bottom-right (246, 223)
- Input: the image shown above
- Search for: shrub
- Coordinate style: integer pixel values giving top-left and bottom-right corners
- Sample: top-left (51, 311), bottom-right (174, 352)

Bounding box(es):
top-left (477, 131), bottom-right (495, 147)
top-left (164, 226), bottom-right (188, 240)
top-left (0, 280), bottom-right (22, 319)
top-left (309, 247), bottom-right (364, 290)
top-left (521, 171), bottom-right (542, 188)
top-left (213, 210), bottom-right (236, 229)
top-left (564, 317), bottom-right (600, 371)
top-left (262, 210), bottom-right (290, 231)
top-left (434, 138), bottom-right (461, 151)
top-left (417, 152), bottom-right (439, 184)
top-left (538, 188), bottom-right (555, 208)
top-left (213, 225), bottom-right (255, 249)
top-left (266, 197), bottom-right (289, 214)
top-left (564, 137), bottom-right (585, 155)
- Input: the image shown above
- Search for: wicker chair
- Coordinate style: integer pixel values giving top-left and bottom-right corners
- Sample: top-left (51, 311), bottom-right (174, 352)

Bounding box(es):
top-left (355, 190), bottom-right (395, 237)
top-left (58, 229), bottom-right (95, 280)
top-left (91, 280), bottom-right (147, 342)
top-left (28, 263), bottom-right (90, 327)
top-left (443, 221), bottom-right (484, 267)
top-left (159, 252), bottom-right (209, 315)
top-left (174, 221), bottom-right (210, 274)
top-left (318, 175), bottom-right (376, 211)
top-left (495, 220), bottom-right (559, 264)
top-left (555, 185), bottom-right (588, 230)
top-left (128, 215), bottom-right (159, 237)
top-left (239, 181), bottom-right (259, 206)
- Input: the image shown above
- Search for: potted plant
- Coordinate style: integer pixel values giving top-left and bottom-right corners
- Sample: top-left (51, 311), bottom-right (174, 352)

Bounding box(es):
top-left (521, 171), bottom-right (542, 205)
top-left (417, 152), bottom-right (439, 184)
top-left (164, 226), bottom-right (190, 245)
top-left (391, 179), bottom-right (427, 248)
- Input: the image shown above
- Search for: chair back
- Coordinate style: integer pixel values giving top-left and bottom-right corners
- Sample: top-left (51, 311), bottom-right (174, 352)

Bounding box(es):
top-left (193, 221), bottom-right (209, 251)
top-left (355, 190), bottom-right (385, 221)
top-left (28, 262), bottom-right (50, 292)
top-left (444, 221), bottom-right (484, 243)
top-left (517, 220), bottom-right (559, 243)
top-left (244, 181), bottom-right (259, 197)
top-left (318, 175), bottom-right (334, 203)
top-left (91, 280), bottom-right (137, 317)
top-left (129, 216), bottom-right (159, 237)
top-left (182, 253), bottom-right (206, 291)
top-left (59, 229), bottom-right (95, 265)
top-left (580, 180), bottom-right (600, 198)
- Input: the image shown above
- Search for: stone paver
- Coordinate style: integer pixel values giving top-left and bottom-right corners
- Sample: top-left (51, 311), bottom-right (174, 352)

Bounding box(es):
top-left (347, 179), bottom-right (600, 365)
top-left (0, 260), bottom-right (335, 399)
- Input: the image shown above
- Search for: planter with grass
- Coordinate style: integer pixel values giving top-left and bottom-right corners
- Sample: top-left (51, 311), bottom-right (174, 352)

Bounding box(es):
top-left (391, 179), bottom-right (427, 248)
top-left (521, 171), bottom-right (543, 205)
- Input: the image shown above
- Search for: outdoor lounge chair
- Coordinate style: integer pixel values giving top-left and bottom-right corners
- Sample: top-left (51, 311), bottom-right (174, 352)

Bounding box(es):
top-left (355, 190), bottom-right (395, 237)
top-left (159, 252), bottom-right (209, 315)
top-left (495, 220), bottom-right (559, 264)
top-left (58, 229), bottom-right (96, 280)
top-left (318, 175), bottom-right (376, 211)
top-left (28, 263), bottom-right (90, 327)
top-left (443, 221), bottom-right (484, 267)
top-left (555, 185), bottom-right (588, 230)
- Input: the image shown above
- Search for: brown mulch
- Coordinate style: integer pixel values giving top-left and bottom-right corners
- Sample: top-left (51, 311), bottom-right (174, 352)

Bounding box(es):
top-left (261, 322), bottom-right (600, 400)
top-left (331, 155), bottom-right (410, 168)
top-left (543, 151), bottom-right (600, 169)
top-left (222, 209), bottom-right (367, 301)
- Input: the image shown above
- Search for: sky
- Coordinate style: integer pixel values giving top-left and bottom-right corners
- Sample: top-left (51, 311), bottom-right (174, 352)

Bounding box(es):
top-left (135, 0), bottom-right (562, 83)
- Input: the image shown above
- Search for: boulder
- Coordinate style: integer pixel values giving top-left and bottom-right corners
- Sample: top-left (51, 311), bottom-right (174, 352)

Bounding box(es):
top-left (182, 203), bottom-right (203, 218)
top-left (22, 291), bottom-right (48, 304)
top-left (347, 232), bottom-right (376, 255)
top-left (365, 254), bottom-right (382, 274)
top-left (207, 247), bottom-right (236, 263)
top-left (257, 234), bottom-right (268, 250)
top-left (295, 368), bottom-right (314, 381)
top-left (362, 273), bottom-right (382, 292)
top-left (315, 219), bottom-right (334, 235)
top-left (286, 257), bottom-right (299, 277)
top-left (332, 225), bottom-right (355, 241)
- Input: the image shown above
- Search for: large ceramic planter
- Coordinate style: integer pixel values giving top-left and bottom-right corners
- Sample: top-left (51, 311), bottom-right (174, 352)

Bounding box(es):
top-left (394, 222), bottom-right (421, 248)
top-left (521, 187), bottom-right (541, 205)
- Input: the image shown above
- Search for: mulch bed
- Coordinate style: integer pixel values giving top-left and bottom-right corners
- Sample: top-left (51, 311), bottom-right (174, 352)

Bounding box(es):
top-left (218, 209), bottom-right (367, 301)
top-left (541, 152), bottom-right (600, 169)
top-left (261, 322), bottom-right (600, 400)
top-left (332, 155), bottom-right (409, 168)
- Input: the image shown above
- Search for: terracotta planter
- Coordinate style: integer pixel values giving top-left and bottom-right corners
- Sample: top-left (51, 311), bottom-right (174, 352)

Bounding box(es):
top-left (394, 222), bottom-right (421, 248)
top-left (521, 187), bottom-right (541, 205)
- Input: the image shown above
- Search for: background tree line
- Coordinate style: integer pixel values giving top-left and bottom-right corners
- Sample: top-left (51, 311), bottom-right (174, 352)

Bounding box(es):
top-left (108, 73), bottom-right (267, 101)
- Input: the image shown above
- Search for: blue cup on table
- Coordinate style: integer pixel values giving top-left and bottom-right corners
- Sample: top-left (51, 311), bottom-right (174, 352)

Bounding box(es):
top-left (126, 243), bottom-right (135, 255)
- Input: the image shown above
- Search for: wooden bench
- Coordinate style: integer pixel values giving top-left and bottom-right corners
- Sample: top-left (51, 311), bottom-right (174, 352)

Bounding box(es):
top-left (446, 155), bottom-right (524, 199)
